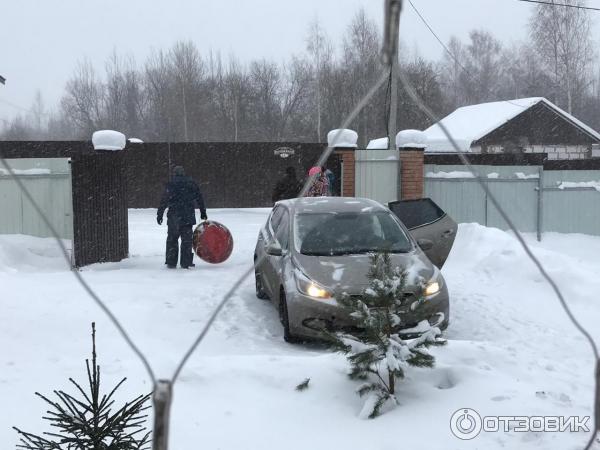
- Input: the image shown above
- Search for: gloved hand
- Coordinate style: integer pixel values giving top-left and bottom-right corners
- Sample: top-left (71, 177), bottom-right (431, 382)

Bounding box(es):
top-left (157, 216), bottom-right (163, 225)
top-left (201, 213), bottom-right (208, 221)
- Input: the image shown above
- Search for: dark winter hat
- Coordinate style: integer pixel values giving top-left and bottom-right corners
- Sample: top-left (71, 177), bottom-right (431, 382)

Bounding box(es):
top-left (173, 165), bottom-right (185, 176)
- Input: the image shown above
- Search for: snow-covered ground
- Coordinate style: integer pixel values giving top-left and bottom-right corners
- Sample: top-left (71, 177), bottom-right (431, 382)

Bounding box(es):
top-left (1, 209), bottom-right (599, 449)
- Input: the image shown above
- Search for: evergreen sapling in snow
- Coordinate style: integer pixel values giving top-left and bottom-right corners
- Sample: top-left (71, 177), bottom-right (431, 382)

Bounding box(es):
top-left (13, 323), bottom-right (152, 450)
top-left (327, 253), bottom-right (446, 419)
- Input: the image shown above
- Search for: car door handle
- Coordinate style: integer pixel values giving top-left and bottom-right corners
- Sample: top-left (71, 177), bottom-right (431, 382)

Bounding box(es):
top-left (442, 229), bottom-right (455, 237)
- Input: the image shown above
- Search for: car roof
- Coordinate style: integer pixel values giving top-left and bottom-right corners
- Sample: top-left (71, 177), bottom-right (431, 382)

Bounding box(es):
top-left (276, 197), bottom-right (389, 214)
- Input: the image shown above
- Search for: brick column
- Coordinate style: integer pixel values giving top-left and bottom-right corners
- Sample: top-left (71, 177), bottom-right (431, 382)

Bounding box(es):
top-left (399, 148), bottom-right (424, 200)
top-left (335, 149), bottom-right (355, 197)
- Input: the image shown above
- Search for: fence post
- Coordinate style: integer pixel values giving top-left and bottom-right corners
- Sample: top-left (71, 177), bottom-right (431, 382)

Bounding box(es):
top-left (152, 380), bottom-right (173, 450)
top-left (536, 165), bottom-right (544, 242)
top-left (484, 187), bottom-right (488, 227)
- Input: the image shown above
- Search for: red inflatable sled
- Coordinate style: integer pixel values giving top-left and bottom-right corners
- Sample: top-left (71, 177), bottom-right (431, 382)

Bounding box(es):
top-left (193, 220), bottom-right (234, 264)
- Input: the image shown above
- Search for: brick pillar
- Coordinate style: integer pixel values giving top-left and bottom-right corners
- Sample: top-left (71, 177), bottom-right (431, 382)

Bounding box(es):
top-left (399, 148), bottom-right (424, 200)
top-left (335, 149), bottom-right (355, 197)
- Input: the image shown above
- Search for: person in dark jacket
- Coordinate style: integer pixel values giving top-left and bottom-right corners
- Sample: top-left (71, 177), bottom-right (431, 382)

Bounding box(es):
top-left (157, 166), bottom-right (207, 269)
top-left (272, 166), bottom-right (302, 203)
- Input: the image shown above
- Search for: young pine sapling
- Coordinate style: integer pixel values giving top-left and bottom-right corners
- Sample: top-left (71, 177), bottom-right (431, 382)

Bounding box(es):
top-left (327, 252), bottom-right (446, 419)
top-left (13, 323), bottom-right (152, 450)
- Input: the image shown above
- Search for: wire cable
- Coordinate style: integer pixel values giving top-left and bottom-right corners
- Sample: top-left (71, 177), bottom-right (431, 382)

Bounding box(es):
top-left (406, 0), bottom-right (527, 110)
top-left (518, 0), bottom-right (600, 12)
top-left (0, 97), bottom-right (53, 117)
top-left (397, 68), bottom-right (600, 450)
top-left (0, 157), bottom-right (157, 385)
top-left (171, 68), bottom-right (392, 383)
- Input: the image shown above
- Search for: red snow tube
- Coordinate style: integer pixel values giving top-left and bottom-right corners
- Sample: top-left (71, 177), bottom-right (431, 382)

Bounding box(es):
top-left (193, 220), bottom-right (234, 264)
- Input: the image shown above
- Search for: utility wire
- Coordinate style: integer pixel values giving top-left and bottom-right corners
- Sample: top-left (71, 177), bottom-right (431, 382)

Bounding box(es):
top-left (0, 40), bottom-right (392, 391)
top-left (398, 68), bottom-right (600, 450)
top-left (172, 68), bottom-right (391, 383)
top-left (406, 0), bottom-right (527, 110)
top-left (0, 157), bottom-right (157, 385)
top-left (404, 2), bottom-right (600, 448)
top-left (0, 97), bottom-right (52, 117)
top-left (518, 0), bottom-right (600, 12)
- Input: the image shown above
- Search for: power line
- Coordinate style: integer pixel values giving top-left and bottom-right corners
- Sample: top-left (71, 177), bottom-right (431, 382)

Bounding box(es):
top-left (0, 97), bottom-right (52, 117)
top-left (0, 158), bottom-right (157, 384)
top-left (172, 68), bottom-right (391, 383)
top-left (398, 61), bottom-right (600, 450)
top-left (405, 2), bottom-right (599, 447)
top-left (518, 0), bottom-right (600, 12)
top-left (407, 0), bottom-right (470, 76)
top-left (406, 0), bottom-right (526, 109)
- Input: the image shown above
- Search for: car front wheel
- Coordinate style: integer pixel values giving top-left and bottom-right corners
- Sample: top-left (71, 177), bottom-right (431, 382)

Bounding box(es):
top-left (254, 268), bottom-right (268, 299)
top-left (279, 289), bottom-right (298, 343)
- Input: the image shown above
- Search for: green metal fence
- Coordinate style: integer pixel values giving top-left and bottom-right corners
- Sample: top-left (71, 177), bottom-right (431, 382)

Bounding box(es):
top-left (424, 164), bottom-right (600, 238)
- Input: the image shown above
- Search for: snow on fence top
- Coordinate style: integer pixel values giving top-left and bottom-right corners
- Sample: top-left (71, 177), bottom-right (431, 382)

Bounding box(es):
top-left (425, 170), bottom-right (475, 179)
top-left (396, 129), bottom-right (427, 149)
top-left (423, 97), bottom-right (600, 153)
top-left (92, 130), bottom-right (126, 151)
top-left (128, 138), bottom-right (144, 144)
top-left (366, 130), bottom-right (428, 150)
top-left (558, 180), bottom-right (600, 191)
top-left (366, 137), bottom-right (388, 149)
top-left (0, 168), bottom-right (51, 176)
top-left (327, 129), bottom-right (358, 148)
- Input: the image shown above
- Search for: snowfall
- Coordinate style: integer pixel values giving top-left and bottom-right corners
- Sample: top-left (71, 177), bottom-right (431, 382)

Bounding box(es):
top-left (1, 208), bottom-right (600, 450)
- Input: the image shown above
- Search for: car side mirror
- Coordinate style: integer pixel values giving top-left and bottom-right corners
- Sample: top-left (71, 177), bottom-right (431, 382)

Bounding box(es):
top-left (266, 241), bottom-right (283, 256)
top-left (417, 238), bottom-right (434, 251)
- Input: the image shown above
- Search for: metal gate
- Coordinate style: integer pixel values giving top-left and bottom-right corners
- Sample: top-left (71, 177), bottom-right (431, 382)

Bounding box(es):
top-left (354, 149), bottom-right (399, 204)
top-left (0, 158), bottom-right (73, 240)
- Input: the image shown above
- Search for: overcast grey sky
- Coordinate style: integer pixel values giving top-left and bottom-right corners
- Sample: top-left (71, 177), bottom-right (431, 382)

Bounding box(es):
top-left (0, 0), bottom-right (585, 123)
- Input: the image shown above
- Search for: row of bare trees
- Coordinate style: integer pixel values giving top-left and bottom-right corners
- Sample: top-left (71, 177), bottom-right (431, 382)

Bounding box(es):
top-left (3, 2), bottom-right (599, 144)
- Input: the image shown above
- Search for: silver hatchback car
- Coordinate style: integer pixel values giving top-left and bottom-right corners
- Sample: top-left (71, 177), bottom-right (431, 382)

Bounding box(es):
top-left (253, 197), bottom-right (457, 342)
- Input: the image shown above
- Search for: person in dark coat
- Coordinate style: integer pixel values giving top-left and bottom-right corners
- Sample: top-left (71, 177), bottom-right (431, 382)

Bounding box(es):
top-left (157, 166), bottom-right (207, 269)
top-left (272, 166), bottom-right (302, 203)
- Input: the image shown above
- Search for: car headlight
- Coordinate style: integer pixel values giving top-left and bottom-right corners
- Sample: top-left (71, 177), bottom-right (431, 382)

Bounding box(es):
top-left (295, 271), bottom-right (332, 299)
top-left (423, 269), bottom-right (444, 298)
top-left (424, 281), bottom-right (441, 297)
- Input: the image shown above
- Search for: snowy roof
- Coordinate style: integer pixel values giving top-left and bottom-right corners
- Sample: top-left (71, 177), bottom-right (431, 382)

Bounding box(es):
top-left (424, 97), bottom-right (600, 153)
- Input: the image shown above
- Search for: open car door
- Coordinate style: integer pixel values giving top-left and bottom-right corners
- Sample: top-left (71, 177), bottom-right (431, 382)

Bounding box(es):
top-left (388, 198), bottom-right (457, 268)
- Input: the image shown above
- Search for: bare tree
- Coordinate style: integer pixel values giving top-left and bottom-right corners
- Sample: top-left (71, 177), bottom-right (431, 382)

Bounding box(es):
top-left (249, 59), bottom-right (282, 140)
top-left (462, 30), bottom-right (505, 104)
top-left (279, 56), bottom-right (311, 140)
top-left (224, 57), bottom-right (250, 142)
top-left (530, 0), bottom-right (594, 114)
top-left (9, 6), bottom-right (600, 144)
top-left (306, 17), bottom-right (333, 142)
top-left (168, 41), bottom-right (205, 141)
top-left (440, 37), bottom-right (468, 109)
top-left (61, 59), bottom-right (105, 137)
top-left (343, 8), bottom-right (382, 146)
top-left (30, 90), bottom-right (46, 137)
top-left (144, 49), bottom-right (173, 140)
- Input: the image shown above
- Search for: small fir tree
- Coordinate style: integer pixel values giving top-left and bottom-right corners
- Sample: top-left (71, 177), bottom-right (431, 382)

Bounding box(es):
top-left (327, 253), bottom-right (446, 419)
top-left (13, 323), bottom-right (151, 450)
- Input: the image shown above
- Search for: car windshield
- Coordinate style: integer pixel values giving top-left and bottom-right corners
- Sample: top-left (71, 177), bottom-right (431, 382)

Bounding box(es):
top-left (294, 211), bottom-right (412, 256)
